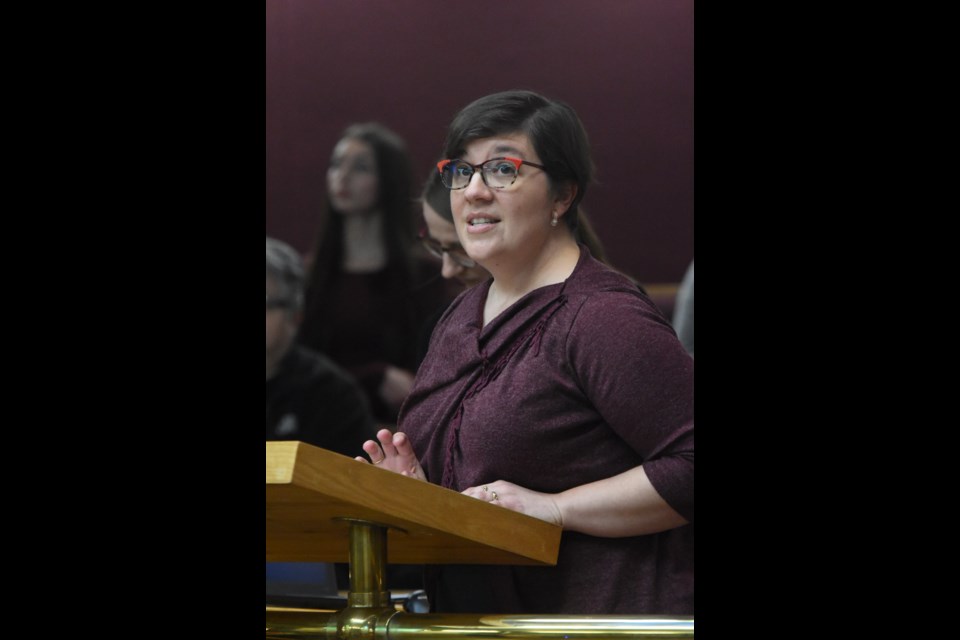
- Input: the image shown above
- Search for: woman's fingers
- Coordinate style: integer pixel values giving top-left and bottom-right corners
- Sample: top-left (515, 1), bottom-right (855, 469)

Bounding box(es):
top-left (361, 439), bottom-right (385, 463)
top-left (376, 428), bottom-right (398, 457)
top-left (357, 431), bottom-right (426, 481)
top-left (392, 432), bottom-right (415, 457)
top-left (462, 483), bottom-right (502, 504)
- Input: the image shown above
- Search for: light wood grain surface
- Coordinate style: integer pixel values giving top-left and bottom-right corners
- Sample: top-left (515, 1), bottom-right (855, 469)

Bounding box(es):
top-left (266, 441), bottom-right (561, 565)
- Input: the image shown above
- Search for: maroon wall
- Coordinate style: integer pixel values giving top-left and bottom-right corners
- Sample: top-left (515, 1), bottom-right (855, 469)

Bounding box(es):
top-left (266, 0), bottom-right (693, 283)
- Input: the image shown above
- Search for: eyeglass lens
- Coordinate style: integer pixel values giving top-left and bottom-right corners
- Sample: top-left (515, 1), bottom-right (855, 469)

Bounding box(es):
top-left (441, 158), bottom-right (520, 190)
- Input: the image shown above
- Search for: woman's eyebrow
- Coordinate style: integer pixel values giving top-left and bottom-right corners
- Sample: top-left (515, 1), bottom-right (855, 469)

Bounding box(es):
top-left (491, 144), bottom-right (524, 156)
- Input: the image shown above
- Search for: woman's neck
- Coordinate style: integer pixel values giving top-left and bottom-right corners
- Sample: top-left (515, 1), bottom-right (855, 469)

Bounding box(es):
top-left (483, 236), bottom-right (580, 325)
top-left (340, 211), bottom-right (388, 272)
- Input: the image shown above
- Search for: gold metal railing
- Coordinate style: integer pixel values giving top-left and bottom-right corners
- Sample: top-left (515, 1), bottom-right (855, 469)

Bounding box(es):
top-left (266, 609), bottom-right (694, 639)
top-left (265, 519), bottom-right (694, 640)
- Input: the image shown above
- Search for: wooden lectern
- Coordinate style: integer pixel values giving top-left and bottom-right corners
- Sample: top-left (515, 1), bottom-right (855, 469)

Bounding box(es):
top-left (266, 441), bottom-right (694, 639)
top-left (267, 439), bottom-right (560, 566)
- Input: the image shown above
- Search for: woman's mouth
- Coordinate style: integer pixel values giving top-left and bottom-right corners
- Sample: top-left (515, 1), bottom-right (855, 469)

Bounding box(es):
top-left (465, 214), bottom-right (501, 232)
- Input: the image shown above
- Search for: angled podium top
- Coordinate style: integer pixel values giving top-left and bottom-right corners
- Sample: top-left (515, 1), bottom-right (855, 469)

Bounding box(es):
top-left (267, 441), bottom-right (561, 566)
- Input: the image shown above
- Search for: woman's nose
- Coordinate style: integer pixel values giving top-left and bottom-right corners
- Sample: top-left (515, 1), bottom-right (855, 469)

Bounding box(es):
top-left (462, 170), bottom-right (492, 200)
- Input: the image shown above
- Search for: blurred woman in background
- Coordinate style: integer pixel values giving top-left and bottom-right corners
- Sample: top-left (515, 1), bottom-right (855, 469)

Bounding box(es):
top-left (299, 123), bottom-right (448, 425)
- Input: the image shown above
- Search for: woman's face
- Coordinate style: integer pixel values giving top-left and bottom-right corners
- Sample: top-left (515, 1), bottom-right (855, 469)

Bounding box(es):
top-left (450, 132), bottom-right (561, 272)
top-left (327, 138), bottom-right (379, 215)
top-left (422, 202), bottom-right (490, 288)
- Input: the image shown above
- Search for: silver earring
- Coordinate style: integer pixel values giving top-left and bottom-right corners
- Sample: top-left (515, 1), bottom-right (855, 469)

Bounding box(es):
top-left (550, 215), bottom-right (559, 228)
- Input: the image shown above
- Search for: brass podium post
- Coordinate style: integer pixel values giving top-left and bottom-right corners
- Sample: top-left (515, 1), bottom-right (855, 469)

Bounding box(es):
top-left (344, 519), bottom-right (392, 608)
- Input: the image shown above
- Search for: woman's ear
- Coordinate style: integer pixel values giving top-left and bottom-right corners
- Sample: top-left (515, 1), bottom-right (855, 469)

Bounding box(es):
top-left (552, 182), bottom-right (578, 218)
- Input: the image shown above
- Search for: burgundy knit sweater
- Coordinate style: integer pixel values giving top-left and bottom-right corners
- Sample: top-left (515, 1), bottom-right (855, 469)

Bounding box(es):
top-left (399, 246), bottom-right (694, 615)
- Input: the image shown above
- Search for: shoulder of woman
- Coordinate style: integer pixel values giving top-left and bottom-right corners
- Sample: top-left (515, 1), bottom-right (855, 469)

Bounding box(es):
top-left (557, 274), bottom-right (684, 365)
top-left (562, 290), bottom-right (692, 382)
top-left (565, 286), bottom-right (671, 336)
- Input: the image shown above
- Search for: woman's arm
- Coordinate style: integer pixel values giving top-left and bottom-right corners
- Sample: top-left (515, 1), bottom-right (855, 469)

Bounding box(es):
top-left (462, 465), bottom-right (688, 537)
top-left (359, 430), bottom-right (690, 537)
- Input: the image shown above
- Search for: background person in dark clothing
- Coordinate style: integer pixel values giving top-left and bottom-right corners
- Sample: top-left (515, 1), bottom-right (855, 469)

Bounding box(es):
top-left (267, 235), bottom-right (383, 597)
top-left (297, 123), bottom-right (451, 425)
top-left (266, 236), bottom-right (377, 455)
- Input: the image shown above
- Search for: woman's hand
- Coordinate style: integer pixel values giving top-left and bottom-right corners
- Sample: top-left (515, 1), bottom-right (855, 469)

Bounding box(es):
top-left (461, 481), bottom-right (563, 527)
top-left (355, 428), bottom-right (427, 481)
